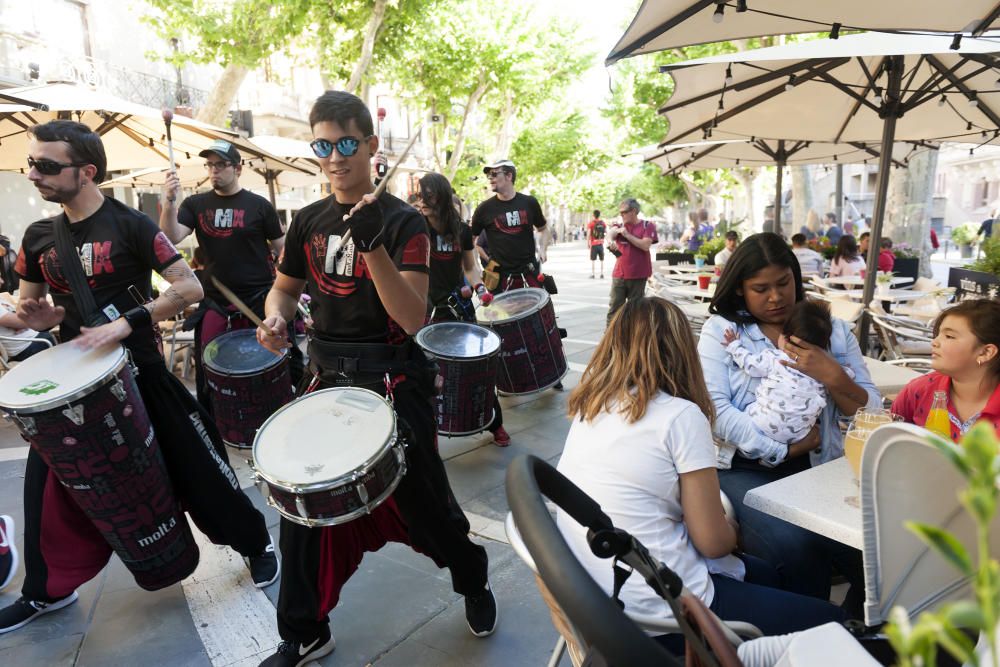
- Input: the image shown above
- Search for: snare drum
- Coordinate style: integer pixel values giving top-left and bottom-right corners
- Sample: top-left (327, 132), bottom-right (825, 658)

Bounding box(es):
top-left (476, 288), bottom-right (567, 395)
top-left (252, 387), bottom-right (406, 527)
top-left (415, 322), bottom-right (500, 436)
top-left (0, 343), bottom-right (199, 590)
top-left (203, 329), bottom-right (294, 452)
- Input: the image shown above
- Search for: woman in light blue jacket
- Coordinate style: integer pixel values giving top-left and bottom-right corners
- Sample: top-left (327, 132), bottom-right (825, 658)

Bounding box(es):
top-left (697, 233), bottom-right (880, 618)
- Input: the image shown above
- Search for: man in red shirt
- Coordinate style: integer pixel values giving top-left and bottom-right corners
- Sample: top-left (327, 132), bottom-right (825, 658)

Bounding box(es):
top-left (877, 238), bottom-right (896, 273)
top-left (586, 209), bottom-right (606, 279)
top-left (606, 198), bottom-right (658, 325)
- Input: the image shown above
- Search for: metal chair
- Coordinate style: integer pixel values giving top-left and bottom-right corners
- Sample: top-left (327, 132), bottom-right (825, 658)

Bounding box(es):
top-left (868, 311), bottom-right (934, 361)
top-left (161, 315), bottom-right (196, 378)
top-left (0, 334), bottom-right (54, 375)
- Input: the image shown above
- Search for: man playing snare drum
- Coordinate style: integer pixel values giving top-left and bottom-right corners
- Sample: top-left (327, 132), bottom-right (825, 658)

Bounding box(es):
top-left (256, 91), bottom-right (495, 666)
top-left (0, 120), bottom-right (277, 635)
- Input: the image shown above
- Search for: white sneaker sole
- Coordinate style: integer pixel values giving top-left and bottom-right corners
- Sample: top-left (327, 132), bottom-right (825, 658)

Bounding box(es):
top-left (0, 591), bottom-right (79, 634)
top-left (0, 515), bottom-right (18, 592)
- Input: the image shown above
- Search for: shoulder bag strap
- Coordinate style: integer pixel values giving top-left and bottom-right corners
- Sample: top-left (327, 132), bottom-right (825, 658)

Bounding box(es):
top-left (52, 213), bottom-right (106, 327)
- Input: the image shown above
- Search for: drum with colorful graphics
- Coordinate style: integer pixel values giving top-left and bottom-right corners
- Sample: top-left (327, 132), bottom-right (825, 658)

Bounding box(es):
top-left (476, 288), bottom-right (567, 395)
top-left (0, 343), bottom-right (198, 591)
top-left (203, 329), bottom-right (293, 453)
top-left (416, 322), bottom-right (499, 436)
top-left (252, 387), bottom-right (406, 527)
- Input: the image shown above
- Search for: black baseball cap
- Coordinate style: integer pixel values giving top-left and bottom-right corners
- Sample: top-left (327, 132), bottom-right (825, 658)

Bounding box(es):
top-left (199, 139), bottom-right (241, 164)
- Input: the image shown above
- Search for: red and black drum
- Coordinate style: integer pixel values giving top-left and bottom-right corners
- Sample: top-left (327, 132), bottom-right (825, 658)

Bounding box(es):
top-left (415, 322), bottom-right (500, 436)
top-left (203, 329), bottom-right (294, 453)
top-left (252, 387), bottom-right (406, 527)
top-left (0, 343), bottom-right (198, 591)
top-left (477, 288), bottom-right (567, 395)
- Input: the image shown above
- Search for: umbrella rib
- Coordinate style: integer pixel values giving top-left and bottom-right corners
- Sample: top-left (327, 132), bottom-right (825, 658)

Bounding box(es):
top-left (904, 61), bottom-right (990, 111)
top-left (659, 59), bottom-right (838, 113)
top-left (606, 0), bottom-right (715, 65)
top-left (115, 123), bottom-right (171, 162)
top-left (93, 113), bottom-right (132, 137)
top-left (901, 56), bottom-right (926, 96)
top-left (661, 59), bottom-right (846, 144)
top-left (971, 1), bottom-right (1000, 36)
top-left (925, 54), bottom-right (1000, 129)
top-left (816, 71), bottom-right (881, 113)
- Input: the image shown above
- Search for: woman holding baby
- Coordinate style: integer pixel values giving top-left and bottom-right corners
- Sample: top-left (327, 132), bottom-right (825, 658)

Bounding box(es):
top-left (697, 233), bottom-right (881, 618)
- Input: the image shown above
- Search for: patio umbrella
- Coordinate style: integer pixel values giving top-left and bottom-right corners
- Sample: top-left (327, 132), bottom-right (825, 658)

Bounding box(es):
top-left (0, 82), bottom-right (305, 179)
top-left (658, 31), bottom-right (1000, 348)
top-left (607, 0), bottom-right (1000, 64)
top-left (100, 135), bottom-right (322, 207)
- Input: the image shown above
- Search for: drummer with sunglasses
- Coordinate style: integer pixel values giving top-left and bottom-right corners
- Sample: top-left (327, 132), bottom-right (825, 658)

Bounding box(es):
top-left (159, 140), bottom-right (303, 412)
top-left (0, 120), bottom-right (277, 636)
top-left (255, 91), bottom-right (495, 667)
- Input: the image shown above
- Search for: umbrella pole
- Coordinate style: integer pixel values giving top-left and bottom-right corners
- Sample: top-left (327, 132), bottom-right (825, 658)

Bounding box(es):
top-left (835, 164), bottom-right (844, 227)
top-left (858, 55), bottom-right (904, 354)
top-left (774, 161), bottom-right (784, 233)
top-left (266, 170), bottom-right (278, 210)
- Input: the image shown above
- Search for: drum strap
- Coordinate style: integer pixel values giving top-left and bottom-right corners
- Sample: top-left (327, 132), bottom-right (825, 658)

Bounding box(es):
top-left (53, 214), bottom-right (107, 328)
top-left (307, 338), bottom-right (437, 395)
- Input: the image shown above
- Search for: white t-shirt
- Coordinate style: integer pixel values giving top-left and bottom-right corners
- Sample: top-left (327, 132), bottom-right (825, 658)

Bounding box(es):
top-left (828, 255), bottom-right (866, 277)
top-left (0, 301), bottom-right (37, 356)
top-left (556, 393), bottom-right (718, 619)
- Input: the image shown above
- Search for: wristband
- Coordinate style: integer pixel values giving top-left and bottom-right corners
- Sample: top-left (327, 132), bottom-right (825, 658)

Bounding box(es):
top-left (474, 283), bottom-right (486, 295)
top-left (122, 306), bottom-right (152, 331)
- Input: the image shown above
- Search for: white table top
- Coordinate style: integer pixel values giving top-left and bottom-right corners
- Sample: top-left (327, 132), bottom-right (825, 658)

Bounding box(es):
top-left (660, 264), bottom-right (708, 274)
top-left (661, 284), bottom-right (716, 301)
top-left (863, 356), bottom-right (924, 396)
top-left (824, 276), bottom-right (913, 287)
top-left (744, 458), bottom-right (862, 549)
top-left (842, 289), bottom-right (928, 303)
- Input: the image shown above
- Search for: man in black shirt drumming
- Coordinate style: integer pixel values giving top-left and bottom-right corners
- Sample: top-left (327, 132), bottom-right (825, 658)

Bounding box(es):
top-left (0, 120), bottom-right (276, 636)
top-left (160, 140), bottom-right (302, 409)
top-left (255, 91), bottom-right (495, 666)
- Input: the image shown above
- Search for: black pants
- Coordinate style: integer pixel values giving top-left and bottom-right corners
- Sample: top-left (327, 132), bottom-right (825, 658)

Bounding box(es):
top-left (21, 362), bottom-right (270, 601)
top-left (607, 278), bottom-right (647, 325)
top-left (275, 378), bottom-right (489, 643)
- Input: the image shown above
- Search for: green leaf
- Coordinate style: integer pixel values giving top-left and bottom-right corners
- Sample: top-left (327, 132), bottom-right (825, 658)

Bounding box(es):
top-left (960, 487), bottom-right (997, 526)
top-left (942, 600), bottom-right (986, 630)
top-left (960, 422), bottom-right (1000, 474)
top-left (905, 521), bottom-right (974, 576)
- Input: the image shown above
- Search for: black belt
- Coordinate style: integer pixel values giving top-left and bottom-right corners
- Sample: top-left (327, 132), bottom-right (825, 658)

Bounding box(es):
top-left (307, 338), bottom-right (420, 383)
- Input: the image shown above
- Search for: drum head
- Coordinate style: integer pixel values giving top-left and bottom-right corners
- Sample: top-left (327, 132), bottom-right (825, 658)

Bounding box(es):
top-left (476, 288), bottom-right (549, 325)
top-left (415, 322), bottom-right (500, 360)
top-left (253, 387), bottom-right (396, 487)
top-left (204, 329), bottom-right (285, 376)
top-left (0, 343), bottom-right (125, 412)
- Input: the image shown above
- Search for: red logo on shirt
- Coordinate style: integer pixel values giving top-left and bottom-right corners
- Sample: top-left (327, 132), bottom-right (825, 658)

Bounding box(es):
top-left (198, 209), bottom-right (246, 238)
top-left (493, 210), bottom-right (530, 235)
top-left (153, 233), bottom-right (179, 265)
top-left (402, 234), bottom-right (430, 266)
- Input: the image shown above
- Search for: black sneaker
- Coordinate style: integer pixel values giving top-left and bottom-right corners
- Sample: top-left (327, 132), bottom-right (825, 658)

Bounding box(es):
top-left (0, 592), bottom-right (78, 634)
top-left (259, 626), bottom-right (335, 666)
top-left (0, 515), bottom-right (18, 591)
top-left (247, 534), bottom-right (279, 588)
top-left (465, 582), bottom-right (498, 637)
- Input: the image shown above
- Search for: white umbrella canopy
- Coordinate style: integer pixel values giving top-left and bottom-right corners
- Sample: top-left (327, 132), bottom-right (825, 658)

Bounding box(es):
top-left (660, 32), bottom-right (1000, 146)
top-left (608, 0), bottom-right (1000, 64)
top-left (0, 83), bottom-right (308, 176)
top-left (645, 137), bottom-right (929, 174)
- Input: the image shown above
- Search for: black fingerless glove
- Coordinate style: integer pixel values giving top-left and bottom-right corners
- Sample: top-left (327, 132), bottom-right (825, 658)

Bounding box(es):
top-left (346, 200), bottom-right (385, 252)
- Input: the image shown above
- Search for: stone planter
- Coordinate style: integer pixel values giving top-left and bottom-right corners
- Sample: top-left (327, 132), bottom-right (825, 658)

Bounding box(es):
top-left (948, 267), bottom-right (1000, 300)
top-left (656, 252), bottom-right (695, 265)
top-left (960, 243), bottom-right (974, 258)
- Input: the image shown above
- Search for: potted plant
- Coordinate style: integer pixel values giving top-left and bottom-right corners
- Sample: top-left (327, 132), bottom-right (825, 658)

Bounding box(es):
top-left (892, 243), bottom-right (921, 282)
top-left (951, 222), bottom-right (981, 259)
top-left (696, 236), bottom-right (727, 266)
top-left (886, 423), bottom-right (999, 666)
top-left (876, 271), bottom-right (895, 296)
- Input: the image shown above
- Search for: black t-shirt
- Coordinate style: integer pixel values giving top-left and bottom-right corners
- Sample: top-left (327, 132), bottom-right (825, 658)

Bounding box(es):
top-left (279, 193), bottom-right (429, 343)
top-left (16, 197), bottom-right (182, 366)
top-left (177, 189), bottom-right (283, 305)
top-left (470, 192), bottom-right (546, 271)
top-left (428, 223), bottom-right (473, 306)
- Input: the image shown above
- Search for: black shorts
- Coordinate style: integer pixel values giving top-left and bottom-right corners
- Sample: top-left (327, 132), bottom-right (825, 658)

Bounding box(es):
top-left (590, 245), bottom-right (604, 260)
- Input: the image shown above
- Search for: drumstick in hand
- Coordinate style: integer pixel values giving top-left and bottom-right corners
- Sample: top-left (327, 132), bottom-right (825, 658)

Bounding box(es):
top-left (210, 276), bottom-right (276, 336)
top-left (330, 125), bottom-right (424, 257)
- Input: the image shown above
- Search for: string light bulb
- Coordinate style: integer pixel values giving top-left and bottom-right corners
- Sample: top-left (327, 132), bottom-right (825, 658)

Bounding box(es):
top-left (785, 75), bottom-right (796, 91)
top-left (725, 65), bottom-right (734, 86)
top-left (951, 34), bottom-right (963, 50)
top-left (874, 87), bottom-right (883, 105)
top-left (969, 94), bottom-right (979, 107)
top-left (718, 98), bottom-right (725, 110)
top-left (967, 121), bottom-right (974, 131)
top-left (713, 3), bottom-right (725, 23)
top-left (938, 95), bottom-right (947, 107)
top-left (829, 22), bottom-right (841, 40)
top-left (736, 0), bottom-right (747, 11)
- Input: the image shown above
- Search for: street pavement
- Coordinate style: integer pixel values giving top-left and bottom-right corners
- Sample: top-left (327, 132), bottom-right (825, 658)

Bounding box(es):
top-left (0, 239), bottom-right (609, 667)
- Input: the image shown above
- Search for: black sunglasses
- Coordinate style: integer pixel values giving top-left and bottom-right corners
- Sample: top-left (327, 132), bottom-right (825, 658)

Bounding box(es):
top-left (28, 156), bottom-right (87, 176)
top-left (309, 136), bottom-right (372, 159)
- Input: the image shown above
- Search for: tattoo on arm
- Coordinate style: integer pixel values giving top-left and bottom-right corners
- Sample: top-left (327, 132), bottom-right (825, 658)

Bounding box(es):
top-left (146, 261), bottom-right (197, 320)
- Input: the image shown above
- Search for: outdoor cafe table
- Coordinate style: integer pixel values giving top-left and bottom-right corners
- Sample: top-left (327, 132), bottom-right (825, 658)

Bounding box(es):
top-left (744, 458), bottom-right (862, 549)
top-left (842, 289), bottom-right (928, 303)
top-left (824, 275), bottom-right (914, 287)
top-left (660, 284), bottom-right (716, 301)
top-left (659, 264), bottom-right (707, 274)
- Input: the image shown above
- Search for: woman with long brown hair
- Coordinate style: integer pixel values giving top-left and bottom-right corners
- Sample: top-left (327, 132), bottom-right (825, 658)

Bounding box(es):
top-left (557, 297), bottom-right (844, 644)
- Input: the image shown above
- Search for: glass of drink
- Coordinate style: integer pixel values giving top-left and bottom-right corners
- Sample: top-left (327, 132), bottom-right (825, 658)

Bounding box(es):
top-left (843, 409), bottom-right (902, 478)
top-left (698, 274), bottom-right (712, 290)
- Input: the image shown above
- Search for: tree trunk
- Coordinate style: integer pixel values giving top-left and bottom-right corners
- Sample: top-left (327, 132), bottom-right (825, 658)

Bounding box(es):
top-left (494, 90), bottom-right (517, 158)
top-left (887, 148), bottom-right (939, 277)
top-left (732, 168), bottom-right (756, 233)
top-left (790, 165), bottom-right (814, 238)
top-left (445, 76), bottom-right (489, 181)
top-left (345, 0), bottom-right (389, 95)
top-left (196, 63), bottom-right (249, 127)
